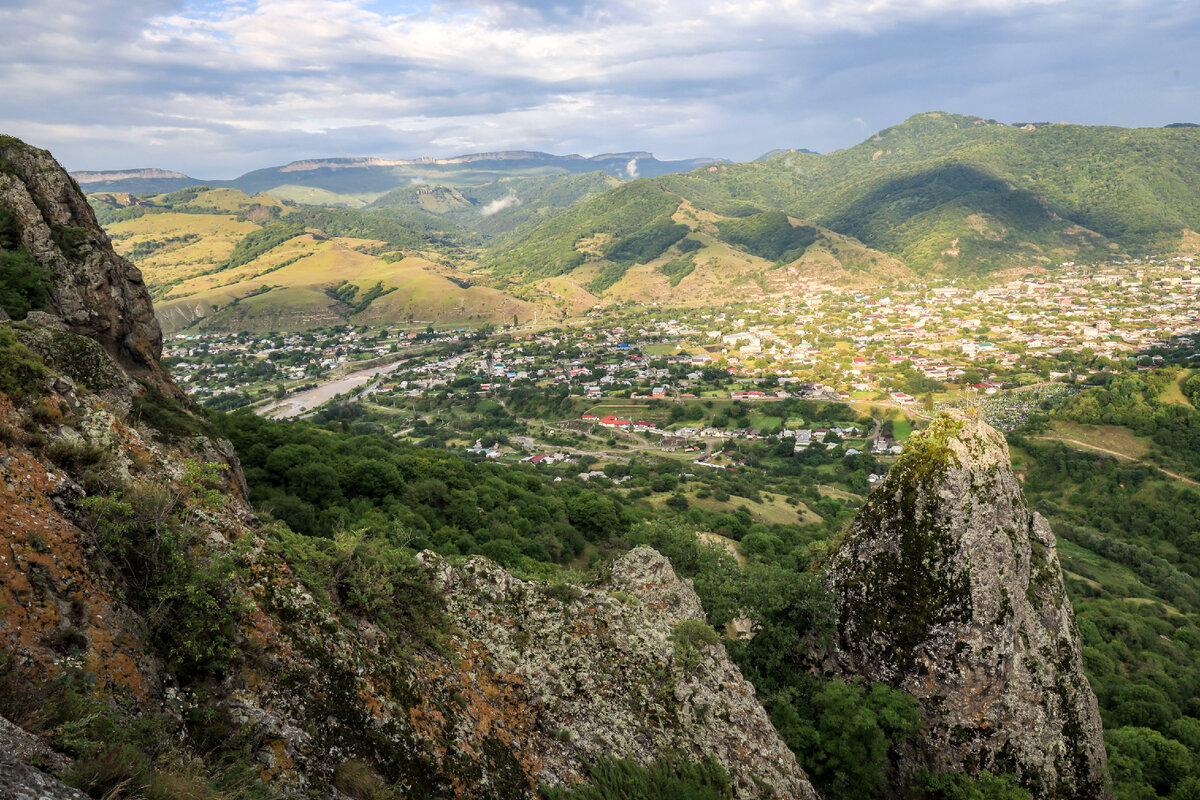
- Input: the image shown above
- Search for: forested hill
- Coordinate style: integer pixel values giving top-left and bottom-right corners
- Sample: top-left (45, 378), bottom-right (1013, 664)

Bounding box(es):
top-left (488, 112), bottom-right (1200, 281)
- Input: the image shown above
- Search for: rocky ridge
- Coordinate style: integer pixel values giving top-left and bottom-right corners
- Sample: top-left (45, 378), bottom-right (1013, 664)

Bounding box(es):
top-left (0, 136), bottom-right (169, 387)
top-left (828, 413), bottom-right (1109, 799)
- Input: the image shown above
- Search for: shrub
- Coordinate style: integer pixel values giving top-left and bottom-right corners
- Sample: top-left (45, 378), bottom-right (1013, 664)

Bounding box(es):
top-left (0, 325), bottom-right (47, 400)
top-left (80, 463), bottom-right (247, 679)
top-left (541, 755), bottom-right (733, 800)
top-left (132, 383), bottom-right (215, 442)
top-left (0, 207), bottom-right (52, 319)
top-left (45, 437), bottom-right (112, 477)
top-left (670, 619), bottom-right (721, 672)
top-left (334, 759), bottom-right (390, 800)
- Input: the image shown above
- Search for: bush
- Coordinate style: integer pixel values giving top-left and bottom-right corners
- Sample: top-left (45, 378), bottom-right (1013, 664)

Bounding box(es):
top-left (132, 383), bottom-right (215, 442)
top-left (80, 463), bottom-right (247, 679)
top-left (334, 759), bottom-right (390, 800)
top-left (0, 324), bottom-right (47, 400)
top-left (45, 437), bottom-right (112, 477)
top-left (670, 619), bottom-right (721, 672)
top-left (912, 770), bottom-right (1032, 799)
top-left (0, 207), bottom-right (52, 319)
top-left (541, 755), bottom-right (733, 800)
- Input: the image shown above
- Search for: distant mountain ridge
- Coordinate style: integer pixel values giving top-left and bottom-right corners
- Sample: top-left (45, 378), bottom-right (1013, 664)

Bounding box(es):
top-left (71, 167), bottom-right (190, 182)
top-left (488, 112), bottom-right (1200, 284)
top-left (70, 149), bottom-right (725, 195)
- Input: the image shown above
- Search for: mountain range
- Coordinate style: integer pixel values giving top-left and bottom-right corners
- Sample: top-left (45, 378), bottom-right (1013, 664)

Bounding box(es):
top-left (71, 150), bottom-right (725, 197)
top-left (76, 112), bottom-right (1200, 334)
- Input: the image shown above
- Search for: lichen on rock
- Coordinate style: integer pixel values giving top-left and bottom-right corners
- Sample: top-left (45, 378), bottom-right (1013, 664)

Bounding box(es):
top-left (828, 412), bottom-right (1109, 798)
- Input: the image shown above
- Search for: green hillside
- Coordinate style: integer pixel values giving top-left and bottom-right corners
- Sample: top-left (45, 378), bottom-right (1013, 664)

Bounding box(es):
top-left (368, 171), bottom-right (621, 240)
top-left (485, 174), bottom-right (907, 300)
top-left (492, 112), bottom-right (1200, 280)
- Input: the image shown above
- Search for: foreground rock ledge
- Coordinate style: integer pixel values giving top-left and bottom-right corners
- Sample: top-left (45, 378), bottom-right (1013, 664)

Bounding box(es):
top-left (418, 546), bottom-right (820, 799)
top-left (829, 414), bottom-right (1109, 799)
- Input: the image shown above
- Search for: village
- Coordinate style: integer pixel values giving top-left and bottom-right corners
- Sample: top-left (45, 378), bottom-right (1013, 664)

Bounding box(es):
top-left (162, 258), bottom-right (1199, 464)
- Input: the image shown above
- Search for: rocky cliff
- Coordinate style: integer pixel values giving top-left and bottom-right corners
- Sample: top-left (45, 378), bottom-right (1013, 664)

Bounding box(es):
top-left (828, 413), bottom-right (1109, 798)
top-left (0, 136), bottom-right (168, 387)
top-left (0, 136), bottom-right (813, 799)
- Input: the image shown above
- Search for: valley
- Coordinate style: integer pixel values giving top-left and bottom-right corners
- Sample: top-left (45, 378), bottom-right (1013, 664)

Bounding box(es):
top-left (3, 114), bottom-right (1200, 800)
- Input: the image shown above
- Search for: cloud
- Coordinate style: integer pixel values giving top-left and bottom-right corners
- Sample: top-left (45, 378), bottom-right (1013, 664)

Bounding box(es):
top-left (480, 191), bottom-right (522, 216)
top-left (625, 158), bottom-right (639, 178)
top-left (0, 0), bottom-right (1196, 174)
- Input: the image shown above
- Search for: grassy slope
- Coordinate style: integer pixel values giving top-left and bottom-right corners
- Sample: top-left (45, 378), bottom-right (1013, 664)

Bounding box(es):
top-left (369, 171), bottom-right (622, 241)
top-left (101, 188), bottom-right (540, 333)
top-left (486, 178), bottom-right (907, 304)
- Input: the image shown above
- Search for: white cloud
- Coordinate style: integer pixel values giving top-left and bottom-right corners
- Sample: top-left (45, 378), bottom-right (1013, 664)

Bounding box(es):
top-left (480, 191), bottom-right (522, 216)
top-left (625, 158), bottom-right (639, 178)
top-left (0, 0), bottom-right (1195, 174)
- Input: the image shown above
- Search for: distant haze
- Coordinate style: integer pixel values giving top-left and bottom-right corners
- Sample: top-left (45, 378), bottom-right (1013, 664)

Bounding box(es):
top-left (0, 0), bottom-right (1196, 175)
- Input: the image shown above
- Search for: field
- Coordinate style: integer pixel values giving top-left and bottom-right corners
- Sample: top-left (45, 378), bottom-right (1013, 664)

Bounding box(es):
top-left (109, 213), bottom-right (260, 287)
top-left (653, 490), bottom-right (823, 527)
top-left (1161, 370), bottom-right (1197, 407)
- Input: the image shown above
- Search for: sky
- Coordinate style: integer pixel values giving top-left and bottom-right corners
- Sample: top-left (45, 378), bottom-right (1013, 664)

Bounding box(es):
top-left (0, 0), bottom-right (1197, 176)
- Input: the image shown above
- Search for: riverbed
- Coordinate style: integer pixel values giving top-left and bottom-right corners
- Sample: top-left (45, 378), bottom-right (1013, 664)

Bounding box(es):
top-left (256, 360), bottom-right (405, 419)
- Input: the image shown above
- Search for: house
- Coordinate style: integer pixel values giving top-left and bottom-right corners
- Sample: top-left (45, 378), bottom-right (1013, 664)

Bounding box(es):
top-left (581, 413), bottom-right (599, 421)
top-left (598, 416), bottom-right (631, 429)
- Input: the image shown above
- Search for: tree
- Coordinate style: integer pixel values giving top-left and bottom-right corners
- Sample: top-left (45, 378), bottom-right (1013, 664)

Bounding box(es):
top-left (567, 492), bottom-right (621, 538)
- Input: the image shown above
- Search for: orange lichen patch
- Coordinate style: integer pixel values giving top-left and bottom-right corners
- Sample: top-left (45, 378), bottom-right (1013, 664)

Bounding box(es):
top-left (408, 642), bottom-right (546, 798)
top-left (244, 606), bottom-right (283, 650)
top-left (259, 737), bottom-right (297, 783)
top-left (357, 678), bottom-right (386, 718)
top-left (0, 407), bottom-right (156, 697)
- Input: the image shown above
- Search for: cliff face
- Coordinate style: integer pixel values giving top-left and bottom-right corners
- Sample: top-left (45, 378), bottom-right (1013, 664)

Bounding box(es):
top-left (828, 414), bottom-right (1108, 798)
top-left (0, 136), bottom-right (814, 799)
top-left (0, 136), bottom-right (167, 386)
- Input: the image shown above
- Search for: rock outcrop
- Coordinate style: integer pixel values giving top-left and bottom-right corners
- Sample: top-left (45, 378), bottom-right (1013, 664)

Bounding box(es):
top-left (0, 136), bottom-right (168, 387)
top-left (416, 548), bottom-right (818, 799)
top-left (828, 413), bottom-right (1108, 798)
top-left (0, 716), bottom-right (89, 800)
top-left (0, 365), bottom-right (816, 799)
